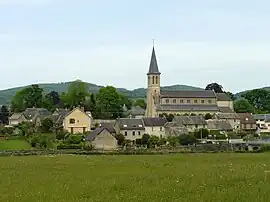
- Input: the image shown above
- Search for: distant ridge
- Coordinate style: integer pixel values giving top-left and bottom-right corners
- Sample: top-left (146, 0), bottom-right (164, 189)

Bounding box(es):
top-left (0, 82), bottom-right (203, 105)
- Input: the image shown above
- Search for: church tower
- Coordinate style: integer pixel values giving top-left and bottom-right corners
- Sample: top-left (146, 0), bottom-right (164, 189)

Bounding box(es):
top-left (145, 45), bottom-right (161, 117)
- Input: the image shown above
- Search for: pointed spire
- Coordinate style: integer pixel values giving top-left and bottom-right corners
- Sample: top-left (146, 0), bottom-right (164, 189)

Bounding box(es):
top-left (147, 45), bottom-right (160, 75)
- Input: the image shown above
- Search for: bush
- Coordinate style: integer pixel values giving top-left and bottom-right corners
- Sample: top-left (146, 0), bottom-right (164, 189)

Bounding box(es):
top-left (141, 134), bottom-right (150, 145)
top-left (65, 135), bottom-right (83, 145)
top-left (56, 131), bottom-right (67, 140)
top-left (147, 136), bottom-right (160, 148)
top-left (40, 118), bottom-right (54, 133)
top-left (167, 136), bottom-right (178, 147)
top-left (57, 143), bottom-right (82, 150)
top-left (115, 133), bottom-right (125, 145)
top-left (135, 138), bottom-right (142, 145)
top-left (179, 134), bottom-right (197, 145)
top-left (260, 144), bottom-right (270, 152)
top-left (194, 128), bottom-right (209, 139)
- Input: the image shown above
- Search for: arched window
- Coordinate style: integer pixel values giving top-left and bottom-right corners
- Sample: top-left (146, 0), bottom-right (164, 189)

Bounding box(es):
top-left (156, 76), bottom-right (158, 84)
top-left (148, 76), bottom-right (150, 85)
top-left (152, 76), bottom-right (155, 84)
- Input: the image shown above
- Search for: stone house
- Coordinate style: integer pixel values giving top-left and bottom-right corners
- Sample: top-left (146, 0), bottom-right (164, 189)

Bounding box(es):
top-left (172, 116), bottom-right (206, 132)
top-left (238, 113), bottom-right (257, 132)
top-left (253, 114), bottom-right (270, 133)
top-left (142, 117), bottom-right (167, 138)
top-left (206, 119), bottom-right (233, 132)
top-left (216, 113), bottom-right (240, 131)
top-left (85, 127), bottom-right (117, 150)
top-left (114, 118), bottom-right (145, 141)
top-left (9, 113), bottom-right (27, 126)
top-left (124, 106), bottom-right (145, 118)
top-left (63, 107), bottom-right (92, 134)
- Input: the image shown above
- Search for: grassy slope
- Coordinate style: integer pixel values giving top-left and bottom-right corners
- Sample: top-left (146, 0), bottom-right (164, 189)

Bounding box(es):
top-left (0, 82), bottom-right (203, 104)
top-left (0, 140), bottom-right (31, 150)
top-left (1, 154), bottom-right (270, 202)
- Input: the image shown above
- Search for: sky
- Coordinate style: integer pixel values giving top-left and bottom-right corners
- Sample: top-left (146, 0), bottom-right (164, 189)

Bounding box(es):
top-left (0, 0), bottom-right (269, 93)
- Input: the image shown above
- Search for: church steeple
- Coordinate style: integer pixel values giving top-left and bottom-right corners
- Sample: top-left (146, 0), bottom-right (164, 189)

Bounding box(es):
top-left (147, 46), bottom-right (160, 75)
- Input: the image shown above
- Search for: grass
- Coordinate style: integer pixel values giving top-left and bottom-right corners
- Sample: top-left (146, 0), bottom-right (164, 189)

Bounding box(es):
top-left (1, 154), bottom-right (270, 201)
top-left (0, 140), bottom-right (31, 150)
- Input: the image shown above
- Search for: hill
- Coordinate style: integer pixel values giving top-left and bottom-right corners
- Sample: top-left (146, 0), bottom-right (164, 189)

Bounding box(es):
top-left (234, 87), bottom-right (270, 98)
top-left (0, 82), bottom-right (203, 105)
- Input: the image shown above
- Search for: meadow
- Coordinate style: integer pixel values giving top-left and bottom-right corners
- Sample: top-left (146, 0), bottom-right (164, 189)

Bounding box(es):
top-left (1, 154), bottom-right (270, 202)
top-left (0, 139), bottom-right (31, 150)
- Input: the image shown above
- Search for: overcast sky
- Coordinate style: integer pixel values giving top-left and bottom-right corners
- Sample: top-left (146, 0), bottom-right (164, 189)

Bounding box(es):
top-left (0, 0), bottom-right (269, 93)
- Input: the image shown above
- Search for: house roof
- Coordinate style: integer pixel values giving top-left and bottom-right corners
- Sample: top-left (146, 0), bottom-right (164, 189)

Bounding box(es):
top-left (9, 113), bottom-right (25, 120)
top-left (218, 107), bottom-right (234, 113)
top-left (23, 108), bottom-right (51, 120)
top-left (160, 90), bottom-right (216, 98)
top-left (206, 120), bottom-right (233, 130)
top-left (238, 113), bottom-right (256, 124)
top-left (216, 93), bottom-right (232, 101)
top-left (253, 114), bottom-right (270, 120)
top-left (53, 108), bottom-right (70, 116)
top-left (147, 46), bottom-right (160, 75)
top-left (173, 116), bottom-right (206, 125)
top-left (142, 117), bottom-right (167, 127)
top-left (216, 113), bottom-right (240, 119)
top-left (63, 107), bottom-right (90, 119)
top-left (124, 106), bottom-right (145, 116)
top-left (116, 118), bottom-right (145, 130)
top-left (155, 104), bottom-right (219, 112)
top-left (99, 122), bottom-right (116, 133)
top-left (85, 128), bottom-right (112, 141)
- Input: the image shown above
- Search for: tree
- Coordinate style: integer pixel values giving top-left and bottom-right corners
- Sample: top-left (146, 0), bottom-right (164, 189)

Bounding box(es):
top-left (205, 83), bottom-right (223, 93)
top-left (141, 133), bottom-right (150, 145)
top-left (84, 93), bottom-right (97, 117)
top-left (119, 94), bottom-right (132, 110)
top-left (194, 128), bottom-right (209, 139)
top-left (242, 89), bottom-right (270, 113)
top-left (0, 105), bottom-right (9, 125)
top-left (95, 86), bottom-right (124, 119)
top-left (179, 134), bottom-right (197, 145)
top-left (11, 85), bottom-right (44, 112)
top-left (115, 133), bottom-right (125, 146)
top-left (225, 91), bottom-right (235, 101)
top-left (147, 136), bottom-right (160, 148)
top-left (167, 136), bottom-right (178, 147)
top-left (40, 118), bottom-right (54, 133)
top-left (233, 99), bottom-right (255, 113)
top-left (133, 99), bottom-right (146, 109)
top-left (204, 113), bottom-right (212, 120)
top-left (43, 91), bottom-right (61, 111)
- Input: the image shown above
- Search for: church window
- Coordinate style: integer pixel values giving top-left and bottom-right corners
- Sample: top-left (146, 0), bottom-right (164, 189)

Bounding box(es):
top-left (187, 100), bottom-right (191, 103)
top-left (166, 99), bottom-right (169, 103)
top-left (208, 100), bottom-right (212, 104)
top-left (201, 100), bottom-right (205, 104)
top-left (156, 76), bottom-right (158, 84)
top-left (152, 76), bottom-right (155, 84)
top-left (194, 100), bottom-right (198, 104)
top-left (148, 76), bottom-right (150, 85)
top-left (180, 100), bottom-right (184, 103)
top-left (173, 99), bottom-right (176, 103)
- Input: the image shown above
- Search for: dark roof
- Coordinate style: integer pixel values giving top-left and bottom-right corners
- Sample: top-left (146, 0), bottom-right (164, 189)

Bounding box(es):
top-left (216, 93), bottom-right (232, 101)
top-left (173, 116), bottom-right (206, 125)
top-left (206, 120), bottom-right (233, 131)
top-left (156, 104), bottom-right (219, 112)
top-left (219, 107), bottom-right (234, 113)
top-left (147, 46), bottom-right (160, 75)
top-left (9, 113), bottom-right (25, 120)
top-left (253, 114), bottom-right (270, 120)
top-left (238, 113), bottom-right (256, 124)
top-left (160, 90), bottom-right (216, 98)
top-left (117, 118), bottom-right (145, 130)
top-left (53, 108), bottom-right (70, 116)
top-left (23, 108), bottom-right (51, 120)
top-left (85, 128), bottom-right (111, 141)
top-left (216, 113), bottom-right (240, 119)
top-left (142, 117), bottom-right (167, 127)
top-left (99, 122), bottom-right (116, 133)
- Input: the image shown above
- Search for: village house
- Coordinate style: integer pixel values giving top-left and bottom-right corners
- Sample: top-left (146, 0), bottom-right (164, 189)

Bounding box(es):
top-left (114, 118), bottom-right (145, 141)
top-left (206, 119), bottom-right (233, 132)
top-left (63, 107), bottom-right (92, 134)
top-left (238, 113), bottom-right (257, 132)
top-left (123, 105), bottom-right (145, 118)
top-left (145, 46), bottom-right (234, 117)
top-left (142, 117), bottom-right (167, 138)
top-left (172, 116), bottom-right (206, 132)
top-left (253, 114), bottom-right (270, 133)
top-left (85, 127), bottom-right (118, 150)
top-left (9, 113), bottom-right (27, 126)
top-left (216, 113), bottom-right (240, 131)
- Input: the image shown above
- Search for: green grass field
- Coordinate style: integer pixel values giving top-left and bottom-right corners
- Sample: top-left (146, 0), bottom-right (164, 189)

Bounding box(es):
top-left (0, 140), bottom-right (31, 150)
top-left (1, 154), bottom-right (270, 202)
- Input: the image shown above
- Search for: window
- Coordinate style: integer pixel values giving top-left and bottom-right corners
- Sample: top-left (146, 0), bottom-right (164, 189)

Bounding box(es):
top-left (194, 100), bottom-right (198, 104)
top-left (195, 124), bottom-right (198, 128)
top-left (152, 127), bottom-right (154, 131)
top-left (138, 131), bottom-right (141, 136)
top-left (166, 99), bottom-right (169, 103)
top-left (180, 100), bottom-right (184, 103)
top-left (208, 100), bottom-right (212, 104)
top-left (156, 76), bottom-right (158, 84)
top-left (124, 131), bottom-right (127, 136)
top-left (160, 127), bottom-right (163, 131)
top-left (173, 99), bottom-right (176, 103)
top-left (69, 118), bottom-right (75, 124)
top-left (123, 124), bottom-right (127, 127)
top-left (132, 131), bottom-right (135, 136)
top-left (152, 76), bottom-right (155, 84)
top-left (132, 125), bottom-right (136, 128)
top-left (187, 100), bottom-right (191, 103)
top-left (138, 124), bottom-right (142, 127)
top-left (201, 100), bottom-right (205, 104)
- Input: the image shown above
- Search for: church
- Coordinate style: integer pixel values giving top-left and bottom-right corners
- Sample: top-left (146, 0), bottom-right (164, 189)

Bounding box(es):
top-left (145, 46), bottom-right (234, 117)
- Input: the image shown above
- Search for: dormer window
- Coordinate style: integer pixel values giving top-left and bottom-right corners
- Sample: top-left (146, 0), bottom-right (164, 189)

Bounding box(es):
top-left (138, 124), bottom-right (142, 127)
top-left (123, 124), bottom-right (127, 127)
top-left (132, 125), bottom-right (136, 127)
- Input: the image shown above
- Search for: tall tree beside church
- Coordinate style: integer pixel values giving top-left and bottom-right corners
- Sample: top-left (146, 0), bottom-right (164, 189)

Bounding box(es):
top-left (0, 105), bottom-right (9, 125)
top-left (11, 84), bottom-right (44, 112)
top-left (95, 86), bottom-right (124, 119)
top-left (205, 83), bottom-right (223, 93)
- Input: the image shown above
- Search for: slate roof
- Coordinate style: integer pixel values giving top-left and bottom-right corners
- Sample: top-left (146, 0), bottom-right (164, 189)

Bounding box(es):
top-left (142, 117), bottom-right (167, 127)
top-left (216, 93), bottom-right (232, 101)
top-left (85, 128), bottom-right (111, 141)
top-left (253, 114), bottom-right (270, 121)
top-left (155, 104), bottom-right (219, 112)
top-left (173, 116), bottom-right (206, 125)
top-left (206, 120), bottom-right (233, 131)
top-left (53, 108), bottom-right (70, 116)
top-left (238, 113), bottom-right (256, 124)
top-left (160, 90), bottom-right (216, 98)
top-left (218, 107), bottom-right (234, 113)
top-left (23, 108), bottom-right (51, 120)
top-left (116, 118), bottom-right (145, 130)
top-left (9, 113), bottom-right (25, 120)
top-left (216, 113), bottom-right (240, 119)
top-left (99, 122), bottom-right (116, 133)
top-left (148, 46), bottom-right (160, 75)
top-left (124, 106), bottom-right (145, 117)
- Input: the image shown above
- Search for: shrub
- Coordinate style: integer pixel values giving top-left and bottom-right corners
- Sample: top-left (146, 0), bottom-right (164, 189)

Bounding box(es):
top-left (260, 144), bottom-right (270, 152)
top-left (57, 143), bottom-right (82, 150)
top-left (147, 136), bottom-right (160, 148)
top-left (135, 138), bottom-right (142, 145)
top-left (56, 131), bottom-right (67, 140)
top-left (167, 136), bottom-right (178, 147)
top-left (141, 134), bottom-right (150, 145)
top-left (179, 134), bottom-right (198, 145)
top-left (115, 133), bottom-right (125, 145)
top-left (40, 118), bottom-right (54, 133)
top-left (65, 135), bottom-right (83, 145)
top-left (204, 113), bottom-right (212, 120)
top-left (194, 128), bottom-right (209, 139)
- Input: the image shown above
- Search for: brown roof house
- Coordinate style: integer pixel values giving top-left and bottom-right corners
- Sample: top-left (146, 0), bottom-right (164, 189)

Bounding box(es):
top-left (238, 113), bottom-right (257, 132)
top-left (144, 46), bottom-right (234, 117)
top-left (114, 118), bottom-right (145, 141)
top-left (85, 127), bottom-right (117, 150)
top-left (142, 117), bottom-right (167, 138)
top-left (63, 107), bottom-right (92, 134)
